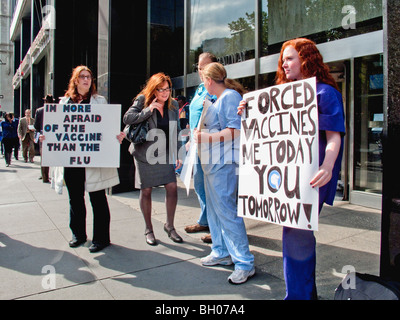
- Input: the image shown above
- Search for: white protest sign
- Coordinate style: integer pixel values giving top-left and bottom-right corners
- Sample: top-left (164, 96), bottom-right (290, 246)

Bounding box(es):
top-left (179, 142), bottom-right (196, 195)
top-left (42, 104), bottom-right (121, 168)
top-left (179, 98), bottom-right (213, 195)
top-left (237, 78), bottom-right (319, 231)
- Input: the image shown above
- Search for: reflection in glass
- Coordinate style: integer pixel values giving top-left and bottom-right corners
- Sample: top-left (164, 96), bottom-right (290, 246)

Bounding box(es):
top-left (353, 54), bottom-right (383, 194)
top-left (97, 0), bottom-right (110, 100)
top-left (189, 0), bottom-right (255, 71)
top-left (150, 0), bottom-right (184, 77)
top-left (261, 0), bottom-right (382, 56)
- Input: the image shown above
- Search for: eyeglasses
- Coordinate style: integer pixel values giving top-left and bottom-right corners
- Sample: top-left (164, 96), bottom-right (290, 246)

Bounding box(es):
top-left (78, 75), bottom-right (92, 80)
top-left (156, 88), bottom-right (172, 93)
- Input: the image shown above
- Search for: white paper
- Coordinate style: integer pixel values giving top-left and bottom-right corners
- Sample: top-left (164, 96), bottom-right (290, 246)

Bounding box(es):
top-left (42, 104), bottom-right (122, 168)
top-left (179, 98), bottom-right (213, 195)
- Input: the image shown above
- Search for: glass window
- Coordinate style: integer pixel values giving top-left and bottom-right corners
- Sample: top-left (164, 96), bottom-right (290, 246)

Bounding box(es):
top-left (97, 0), bottom-right (110, 100)
top-left (353, 54), bottom-right (383, 194)
top-left (150, 0), bottom-right (184, 77)
top-left (189, 0), bottom-right (255, 72)
top-left (258, 72), bottom-right (276, 90)
top-left (261, 0), bottom-right (382, 56)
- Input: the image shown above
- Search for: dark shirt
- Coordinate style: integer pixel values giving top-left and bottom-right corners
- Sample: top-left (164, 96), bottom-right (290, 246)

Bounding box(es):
top-left (34, 107), bottom-right (45, 133)
top-left (1, 120), bottom-right (19, 139)
top-left (156, 103), bottom-right (170, 152)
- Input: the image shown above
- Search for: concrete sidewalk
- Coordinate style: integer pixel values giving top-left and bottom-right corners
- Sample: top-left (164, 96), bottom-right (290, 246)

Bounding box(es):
top-left (0, 155), bottom-right (381, 300)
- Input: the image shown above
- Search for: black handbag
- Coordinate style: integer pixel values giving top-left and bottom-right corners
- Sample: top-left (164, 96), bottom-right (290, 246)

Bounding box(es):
top-left (124, 120), bottom-right (149, 144)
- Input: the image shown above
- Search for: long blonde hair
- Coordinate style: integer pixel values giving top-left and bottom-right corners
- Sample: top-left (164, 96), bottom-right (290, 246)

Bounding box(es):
top-left (136, 72), bottom-right (175, 110)
top-left (202, 62), bottom-right (246, 96)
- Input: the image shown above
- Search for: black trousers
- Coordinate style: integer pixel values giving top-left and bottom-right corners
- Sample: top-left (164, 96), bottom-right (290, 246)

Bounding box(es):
top-left (2, 137), bottom-right (18, 165)
top-left (64, 167), bottom-right (111, 245)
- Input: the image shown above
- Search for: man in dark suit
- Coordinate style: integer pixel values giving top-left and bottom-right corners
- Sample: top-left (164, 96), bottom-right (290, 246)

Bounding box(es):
top-left (34, 94), bottom-right (55, 182)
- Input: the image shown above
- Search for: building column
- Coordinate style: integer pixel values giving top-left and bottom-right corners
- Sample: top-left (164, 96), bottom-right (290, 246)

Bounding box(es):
top-left (381, 0), bottom-right (400, 281)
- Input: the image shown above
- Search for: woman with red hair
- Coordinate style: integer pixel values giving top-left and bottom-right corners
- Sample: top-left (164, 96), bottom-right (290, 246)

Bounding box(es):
top-left (124, 72), bottom-right (183, 246)
top-left (239, 38), bottom-right (345, 298)
top-left (277, 38), bottom-right (345, 300)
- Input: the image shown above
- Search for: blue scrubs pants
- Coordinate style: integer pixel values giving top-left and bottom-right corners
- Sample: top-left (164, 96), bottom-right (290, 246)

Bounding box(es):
top-left (203, 163), bottom-right (254, 271)
top-left (282, 203), bottom-right (323, 300)
top-left (193, 155), bottom-right (208, 227)
top-left (282, 227), bottom-right (317, 300)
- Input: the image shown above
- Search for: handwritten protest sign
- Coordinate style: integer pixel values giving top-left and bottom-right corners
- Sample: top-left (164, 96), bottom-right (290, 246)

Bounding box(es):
top-left (237, 78), bottom-right (319, 231)
top-left (42, 104), bottom-right (121, 168)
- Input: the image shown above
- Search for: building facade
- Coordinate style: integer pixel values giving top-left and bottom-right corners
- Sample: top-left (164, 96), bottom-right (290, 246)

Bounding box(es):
top-left (0, 0), bottom-right (14, 115)
top-left (8, 0), bottom-right (383, 209)
top-left (176, 0), bottom-right (383, 210)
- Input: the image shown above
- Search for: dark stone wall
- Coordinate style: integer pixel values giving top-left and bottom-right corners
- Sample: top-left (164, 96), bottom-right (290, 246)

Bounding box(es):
top-left (381, 0), bottom-right (400, 281)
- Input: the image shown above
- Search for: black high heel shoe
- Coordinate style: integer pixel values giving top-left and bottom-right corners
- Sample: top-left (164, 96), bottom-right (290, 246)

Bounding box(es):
top-left (145, 230), bottom-right (157, 246)
top-left (164, 224), bottom-right (183, 243)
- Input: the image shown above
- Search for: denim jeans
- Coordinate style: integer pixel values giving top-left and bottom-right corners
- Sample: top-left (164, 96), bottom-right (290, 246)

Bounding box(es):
top-left (282, 202), bottom-right (323, 300)
top-left (282, 227), bottom-right (317, 300)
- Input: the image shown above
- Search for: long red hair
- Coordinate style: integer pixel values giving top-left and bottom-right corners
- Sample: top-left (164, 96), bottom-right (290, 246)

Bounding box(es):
top-left (65, 66), bottom-right (97, 102)
top-left (137, 72), bottom-right (175, 110)
top-left (275, 38), bottom-right (338, 90)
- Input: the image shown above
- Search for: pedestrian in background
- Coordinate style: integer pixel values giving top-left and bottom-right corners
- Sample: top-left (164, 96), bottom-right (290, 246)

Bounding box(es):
top-left (18, 109), bottom-right (35, 163)
top-left (123, 72), bottom-right (183, 246)
top-left (1, 113), bottom-right (19, 167)
top-left (0, 117), bottom-right (3, 156)
top-left (194, 62), bottom-right (255, 285)
top-left (35, 94), bottom-right (55, 182)
top-left (177, 95), bottom-right (189, 129)
top-left (10, 113), bottom-right (20, 161)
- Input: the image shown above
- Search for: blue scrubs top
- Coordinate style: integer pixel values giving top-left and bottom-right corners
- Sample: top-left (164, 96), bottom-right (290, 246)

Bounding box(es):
top-left (317, 82), bottom-right (346, 206)
top-left (189, 83), bottom-right (216, 133)
top-left (200, 89), bottom-right (242, 174)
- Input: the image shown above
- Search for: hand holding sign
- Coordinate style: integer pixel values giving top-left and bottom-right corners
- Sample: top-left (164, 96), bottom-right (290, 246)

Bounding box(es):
top-left (309, 130), bottom-right (342, 189)
top-left (237, 100), bottom-right (247, 116)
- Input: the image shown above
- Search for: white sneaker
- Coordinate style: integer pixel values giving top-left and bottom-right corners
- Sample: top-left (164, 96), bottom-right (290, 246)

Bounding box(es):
top-left (228, 268), bottom-right (255, 284)
top-left (201, 255), bottom-right (233, 266)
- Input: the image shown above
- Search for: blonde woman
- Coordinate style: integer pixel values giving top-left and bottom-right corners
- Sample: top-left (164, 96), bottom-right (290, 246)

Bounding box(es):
top-left (194, 63), bottom-right (255, 284)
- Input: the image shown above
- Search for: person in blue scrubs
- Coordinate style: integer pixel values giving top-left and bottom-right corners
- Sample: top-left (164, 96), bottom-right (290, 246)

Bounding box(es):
top-left (184, 53), bottom-right (217, 243)
top-left (194, 62), bottom-right (255, 284)
top-left (276, 38), bottom-right (345, 299)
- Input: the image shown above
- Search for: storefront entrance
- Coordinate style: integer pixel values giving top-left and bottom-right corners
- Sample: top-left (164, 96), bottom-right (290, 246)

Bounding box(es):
top-left (329, 54), bottom-right (384, 209)
top-left (350, 54), bottom-right (384, 209)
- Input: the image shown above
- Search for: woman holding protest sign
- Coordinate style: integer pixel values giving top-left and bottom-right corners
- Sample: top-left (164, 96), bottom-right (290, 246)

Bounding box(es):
top-left (239, 38), bottom-right (345, 299)
top-left (123, 72), bottom-right (183, 246)
top-left (194, 62), bottom-right (255, 284)
top-left (41, 66), bottom-right (125, 253)
top-left (277, 38), bottom-right (345, 300)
